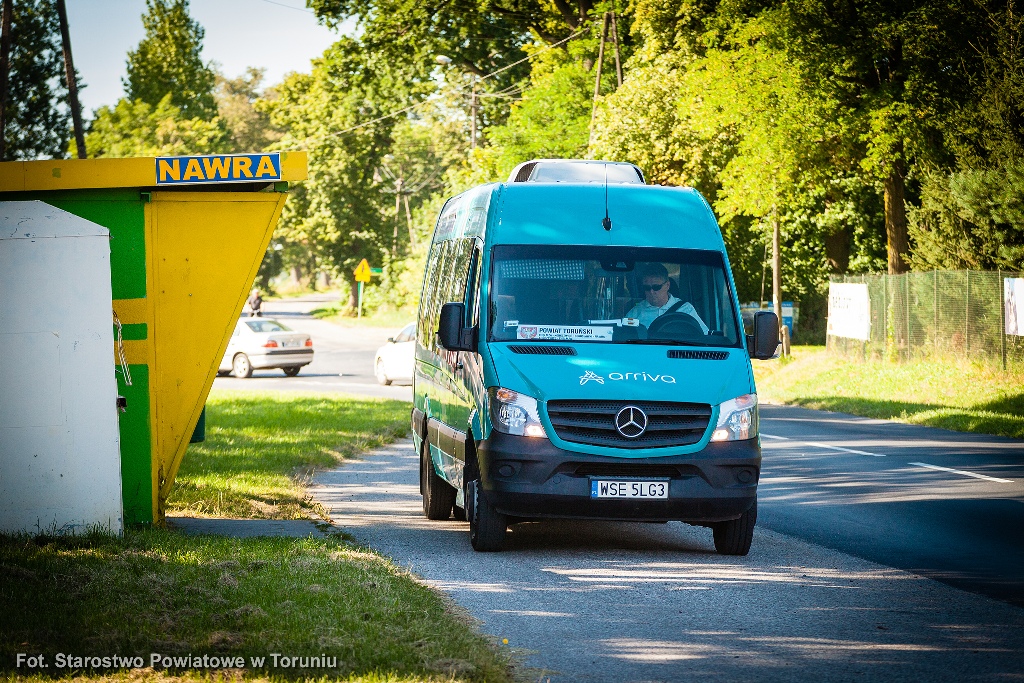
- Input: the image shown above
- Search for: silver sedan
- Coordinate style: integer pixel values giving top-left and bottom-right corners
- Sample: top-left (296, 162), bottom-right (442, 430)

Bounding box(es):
top-left (218, 318), bottom-right (314, 378)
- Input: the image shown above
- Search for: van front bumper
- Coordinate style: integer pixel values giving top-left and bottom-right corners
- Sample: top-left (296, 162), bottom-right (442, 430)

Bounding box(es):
top-left (476, 431), bottom-right (759, 523)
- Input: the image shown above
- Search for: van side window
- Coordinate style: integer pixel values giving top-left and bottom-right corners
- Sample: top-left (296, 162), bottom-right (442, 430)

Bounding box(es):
top-left (418, 240), bottom-right (447, 349)
top-left (465, 244), bottom-right (481, 327)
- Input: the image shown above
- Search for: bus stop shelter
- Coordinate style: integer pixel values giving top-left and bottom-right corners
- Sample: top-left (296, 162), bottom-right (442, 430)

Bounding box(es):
top-left (0, 152), bottom-right (307, 526)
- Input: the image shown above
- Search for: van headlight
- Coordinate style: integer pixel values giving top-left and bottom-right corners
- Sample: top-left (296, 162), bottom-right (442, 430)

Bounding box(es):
top-left (711, 394), bottom-right (758, 441)
top-left (489, 387), bottom-right (547, 438)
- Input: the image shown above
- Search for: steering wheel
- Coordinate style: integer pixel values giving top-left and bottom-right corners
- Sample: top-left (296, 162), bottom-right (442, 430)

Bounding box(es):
top-left (646, 312), bottom-right (706, 340)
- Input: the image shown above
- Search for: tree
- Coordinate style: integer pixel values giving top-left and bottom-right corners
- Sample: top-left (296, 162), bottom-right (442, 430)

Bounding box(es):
top-left (81, 94), bottom-right (228, 158)
top-left (125, 0), bottom-right (216, 120)
top-left (214, 67), bottom-right (281, 152)
top-left (776, 0), bottom-right (989, 274)
top-left (1, 0), bottom-right (75, 160)
top-left (908, 1), bottom-right (1024, 271)
top-left (260, 36), bottom-right (430, 304)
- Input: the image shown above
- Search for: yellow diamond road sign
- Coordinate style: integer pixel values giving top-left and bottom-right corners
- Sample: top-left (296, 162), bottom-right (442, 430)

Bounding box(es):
top-left (354, 258), bottom-right (372, 283)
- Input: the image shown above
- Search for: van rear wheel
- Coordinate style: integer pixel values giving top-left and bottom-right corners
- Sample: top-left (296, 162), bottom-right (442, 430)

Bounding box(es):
top-left (712, 499), bottom-right (756, 556)
top-left (468, 479), bottom-right (507, 551)
top-left (420, 440), bottom-right (455, 520)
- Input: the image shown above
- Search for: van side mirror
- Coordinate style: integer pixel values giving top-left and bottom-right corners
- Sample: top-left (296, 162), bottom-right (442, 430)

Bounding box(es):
top-left (749, 311), bottom-right (780, 360)
top-left (437, 302), bottom-right (476, 351)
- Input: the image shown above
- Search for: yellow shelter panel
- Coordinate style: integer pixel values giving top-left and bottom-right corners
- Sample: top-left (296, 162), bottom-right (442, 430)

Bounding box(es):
top-left (149, 191), bottom-right (286, 517)
top-left (0, 151), bottom-right (306, 192)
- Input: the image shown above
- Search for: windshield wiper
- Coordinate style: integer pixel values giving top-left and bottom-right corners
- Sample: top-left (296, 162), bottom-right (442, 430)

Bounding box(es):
top-left (624, 338), bottom-right (722, 347)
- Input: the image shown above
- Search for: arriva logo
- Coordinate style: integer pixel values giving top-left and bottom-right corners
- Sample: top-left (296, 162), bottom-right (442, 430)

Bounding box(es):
top-left (578, 371), bottom-right (676, 385)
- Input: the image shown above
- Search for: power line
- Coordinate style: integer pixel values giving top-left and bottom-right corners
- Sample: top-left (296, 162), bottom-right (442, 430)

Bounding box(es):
top-left (293, 25), bottom-right (590, 148)
top-left (255, 0), bottom-right (316, 14)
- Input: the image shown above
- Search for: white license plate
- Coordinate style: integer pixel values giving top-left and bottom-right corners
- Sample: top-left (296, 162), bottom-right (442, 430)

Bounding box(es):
top-left (590, 480), bottom-right (669, 499)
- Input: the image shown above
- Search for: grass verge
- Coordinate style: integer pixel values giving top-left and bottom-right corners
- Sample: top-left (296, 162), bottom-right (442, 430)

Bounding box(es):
top-left (167, 391), bottom-right (410, 520)
top-left (0, 530), bottom-right (511, 682)
top-left (753, 346), bottom-right (1024, 439)
top-left (309, 306), bottom-right (414, 329)
top-left (3, 391), bottom-right (512, 681)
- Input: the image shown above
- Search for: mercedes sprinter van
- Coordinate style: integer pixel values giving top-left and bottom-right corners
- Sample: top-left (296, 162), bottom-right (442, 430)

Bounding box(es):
top-left (412, 160), bottom-right (779, 553)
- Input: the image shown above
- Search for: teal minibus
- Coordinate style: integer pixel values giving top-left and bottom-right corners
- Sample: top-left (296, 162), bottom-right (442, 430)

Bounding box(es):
top-left (412, 160), bottom-right (779, 553)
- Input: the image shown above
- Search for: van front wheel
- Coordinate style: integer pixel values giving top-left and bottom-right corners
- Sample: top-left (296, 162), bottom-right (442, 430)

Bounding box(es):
top-left (468, 479), bottom-right (507, 551)
top-left (712, 500), bottom-right (756, 556)
top-left (420, 441), bottom-right (455, 520)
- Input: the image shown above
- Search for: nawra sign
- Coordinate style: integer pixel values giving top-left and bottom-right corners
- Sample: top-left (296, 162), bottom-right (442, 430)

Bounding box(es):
top-left (155, 153), bottom-right (282, 185)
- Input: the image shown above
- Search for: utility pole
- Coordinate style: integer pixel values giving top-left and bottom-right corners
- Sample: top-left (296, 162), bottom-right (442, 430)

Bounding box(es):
top-left (55, 0), bottom-right (85, 158)
top-left (470, 76), bottom-right (478, 151)
top-left (392, 176), bottom-right (402, 256)
top-left (772, 205), bottom-right (790, 356)
top-left (590, 13), bottom-right (610, 131)
top-left (403, 193), bottom-right (414, 248)
top-left (609, 11), bottom-right (622, 87)
top-left (0, 0), bottom-right (13, 161)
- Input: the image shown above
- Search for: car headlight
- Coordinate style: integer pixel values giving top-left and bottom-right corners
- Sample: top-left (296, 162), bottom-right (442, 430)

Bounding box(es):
top-left (489, 387), bottom-right (547, 438)
top-left (711, 393), bottom-right (758, 441)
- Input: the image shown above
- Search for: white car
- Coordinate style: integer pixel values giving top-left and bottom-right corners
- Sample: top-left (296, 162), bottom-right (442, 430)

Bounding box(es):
top-left (218, 318), bottom-right (313, 378)
top-left (374, 322), bottom-right (415, 385)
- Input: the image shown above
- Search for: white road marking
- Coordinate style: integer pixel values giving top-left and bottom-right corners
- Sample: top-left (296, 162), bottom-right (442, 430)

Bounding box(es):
top-left (761, 433), bottom-right (886, 457)
top-left (805, 441), bottom-right (886, 457)
top-left (763, 432), bottom-right (1016, 485)
top-left (909, 462), bottom-right (1014, 484)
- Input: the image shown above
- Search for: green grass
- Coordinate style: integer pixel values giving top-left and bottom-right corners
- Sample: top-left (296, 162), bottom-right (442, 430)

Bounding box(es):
top-left (2, 392), bottom-right (512, 681)
top-left (310, 306), bottom-right (415, 329)
top-left (0, 530), bottom-right (511, 682)
top-left (753, 346), bottom-right (1024, 439)
top-left (168, 391), bottom-right (410, 520)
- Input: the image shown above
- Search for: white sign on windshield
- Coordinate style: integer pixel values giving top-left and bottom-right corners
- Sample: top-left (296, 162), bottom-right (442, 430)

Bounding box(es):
top-left (827, 283), bottom-right (871, 341)
top-left (515, 325), bottom-right (614, 341)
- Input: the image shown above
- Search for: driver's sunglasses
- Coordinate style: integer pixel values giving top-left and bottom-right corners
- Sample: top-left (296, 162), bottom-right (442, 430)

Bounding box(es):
top-left (641, 281), bottom-right (667, 292)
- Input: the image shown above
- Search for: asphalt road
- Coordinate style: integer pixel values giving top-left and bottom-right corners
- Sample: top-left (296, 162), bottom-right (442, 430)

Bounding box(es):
top-left (212, 294), bottom-right (413, 401)
top-left (234, 297), bottom-right (1024, 679)
top-left (313, 439), bottom-right (1024, 682)
top-left (757, 405), bottom-right (1024, 608)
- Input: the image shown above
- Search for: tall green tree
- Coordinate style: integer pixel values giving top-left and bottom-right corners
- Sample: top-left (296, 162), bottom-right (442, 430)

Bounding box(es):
top-left (776, 0), bottom-right (989, 273)
top-left (214, 68), bottom-right (281, 152)
top-left (81, 94), bottom-right (228, 158)
top-left (908, 2), bottom-right (1024, 270)
top-left (260, 36), bottom-right (430, 304)
top-left (1, 0), bottom-right (75, 160)
top-left (124, 0), bottom-right (216, 120)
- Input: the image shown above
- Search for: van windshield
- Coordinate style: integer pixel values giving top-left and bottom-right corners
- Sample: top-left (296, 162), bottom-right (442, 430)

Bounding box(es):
top-left (488, 245), bottom-right (742, 347)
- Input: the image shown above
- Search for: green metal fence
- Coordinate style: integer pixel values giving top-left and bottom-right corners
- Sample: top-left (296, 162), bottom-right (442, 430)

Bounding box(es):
top-left (827, 270), bottom-right (1024, 369)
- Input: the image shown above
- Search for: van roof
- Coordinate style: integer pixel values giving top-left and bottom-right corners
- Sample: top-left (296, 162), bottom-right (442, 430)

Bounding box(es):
top-left (488, 182), bottom-right (724, 251)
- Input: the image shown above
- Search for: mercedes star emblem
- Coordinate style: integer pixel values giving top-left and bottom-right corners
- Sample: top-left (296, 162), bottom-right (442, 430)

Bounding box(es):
top-left (614, 405), bottom-right (648, 438)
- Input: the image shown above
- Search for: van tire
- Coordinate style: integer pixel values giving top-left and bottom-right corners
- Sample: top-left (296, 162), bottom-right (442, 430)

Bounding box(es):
top-left (712, 500), bottom-right (756, 556)
top-left (420, 440), bottom-right (455, 520)
top-left (468, 479), bottom-right (507, 551)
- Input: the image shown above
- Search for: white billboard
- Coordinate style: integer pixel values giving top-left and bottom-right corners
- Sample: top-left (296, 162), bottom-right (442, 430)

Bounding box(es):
top-left (1006, 278), bottom-right (1024, 337)
top-left (827, 282), bottom-right (871, 341)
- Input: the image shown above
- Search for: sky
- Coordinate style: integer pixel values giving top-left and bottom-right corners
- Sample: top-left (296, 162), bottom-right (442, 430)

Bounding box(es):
top-left (66, 0), bottom-right (349, 114)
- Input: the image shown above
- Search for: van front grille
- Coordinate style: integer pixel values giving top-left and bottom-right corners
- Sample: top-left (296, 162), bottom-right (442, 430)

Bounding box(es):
top-left (667, 350), bottom-right (729, 360)
top-left (508, 345), bottom-right (577, 356)
top-left (546, 400), bottom-right (712, 449)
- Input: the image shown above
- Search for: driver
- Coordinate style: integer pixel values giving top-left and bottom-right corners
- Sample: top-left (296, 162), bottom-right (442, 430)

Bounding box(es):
top-left (626, 263), bottom-right (709, 334)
